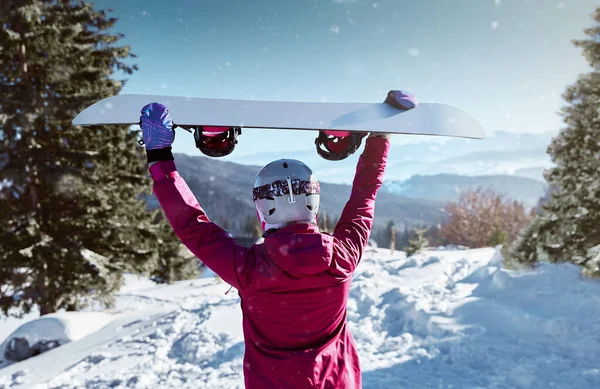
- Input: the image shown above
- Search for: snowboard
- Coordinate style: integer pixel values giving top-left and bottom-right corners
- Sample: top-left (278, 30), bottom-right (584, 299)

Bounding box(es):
top-left (72, 91), bottom-right (485, 160)
top-left (73, 92), bottom-right (485, 139)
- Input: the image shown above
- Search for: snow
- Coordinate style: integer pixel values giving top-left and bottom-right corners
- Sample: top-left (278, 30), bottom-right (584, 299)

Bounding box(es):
top-left (0, 312), bottom-right (116, 369)
top-left (1, 248), bottom-right (600, 388)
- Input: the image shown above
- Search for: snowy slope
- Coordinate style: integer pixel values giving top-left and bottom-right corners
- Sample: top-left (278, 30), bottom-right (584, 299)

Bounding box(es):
top-left (1, 248), bottom-right (600, 389)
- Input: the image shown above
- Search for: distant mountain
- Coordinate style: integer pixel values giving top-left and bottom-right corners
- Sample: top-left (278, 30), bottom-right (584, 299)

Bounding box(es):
top-left (382, 174), bottom-right (547, 207)
top-left (514, 166), bottom-right (549, 181)
top-left (384, 148), bottom-right (551, 184)
top-left (148, 154), bottom-right (446, 235)
top-left (149, 130), bottom-right (556, 233)
top-left (228, 131), bottom-right (555, 184)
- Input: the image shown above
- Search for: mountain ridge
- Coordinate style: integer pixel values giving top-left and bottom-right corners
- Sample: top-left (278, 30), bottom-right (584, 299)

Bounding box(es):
top-left (146, 154), bottom-right (447, 234)
top-left (225, 131), bottom-right (554, 183)
top-left (382, 173), bottom-right (547, 207)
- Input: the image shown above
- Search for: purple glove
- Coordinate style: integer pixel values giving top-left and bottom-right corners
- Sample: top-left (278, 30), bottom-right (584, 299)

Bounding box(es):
top-left (140, 103), bottom-right (175, 150)
top-left (386, 90), bottom-right (418, 110)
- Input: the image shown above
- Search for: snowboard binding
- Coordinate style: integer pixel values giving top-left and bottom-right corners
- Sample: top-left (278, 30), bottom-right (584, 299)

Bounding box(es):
top-left (179, 125), bottom-right (241, 157)
top-left (315, 131), bottom-right (367, 161)
top-left (314, 91), bottom-right (416, 160)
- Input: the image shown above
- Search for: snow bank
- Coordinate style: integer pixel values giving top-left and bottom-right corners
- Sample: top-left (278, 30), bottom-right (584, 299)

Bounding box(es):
top-left (0, 312), bottom-right (115, 369)
top-left (354, 249), bottom-right (600, 389)
top-left (1, 248), bottom-right (599, 389)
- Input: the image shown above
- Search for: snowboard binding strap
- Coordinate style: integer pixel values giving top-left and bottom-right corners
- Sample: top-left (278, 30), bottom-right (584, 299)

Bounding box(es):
top-left (179, 125), bottom-right (241, 157)
top-left (315, 131), bottom-right (367, 161)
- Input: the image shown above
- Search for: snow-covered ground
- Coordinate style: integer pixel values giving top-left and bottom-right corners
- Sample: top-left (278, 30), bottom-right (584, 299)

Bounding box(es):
top-left (1, 248), bottom-right (600, 389)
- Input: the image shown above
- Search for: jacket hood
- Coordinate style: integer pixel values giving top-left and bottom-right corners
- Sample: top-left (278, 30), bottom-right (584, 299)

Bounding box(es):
top-left (263, 223), bottom-right (334, 277)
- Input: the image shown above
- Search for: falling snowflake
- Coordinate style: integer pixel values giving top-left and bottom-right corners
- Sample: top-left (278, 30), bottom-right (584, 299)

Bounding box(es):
top-left (408, 48), bottom-right (420, 57)
top-left (373, 3), bottom-right (378, 8)
top-left (491, 21), bottom-right (499, 29)
top-left (330, 24), bottom-right (340, 34)
top-left (557, 2), bottom-right (565, 8)
top-left (494, 0), bottom-right (501, 6)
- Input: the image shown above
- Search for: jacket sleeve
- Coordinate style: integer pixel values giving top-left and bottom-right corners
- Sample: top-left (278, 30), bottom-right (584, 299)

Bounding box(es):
top-left (149, 160), bottom-right (248, 290)
top-left (332, 136), bottom-right (390, 270)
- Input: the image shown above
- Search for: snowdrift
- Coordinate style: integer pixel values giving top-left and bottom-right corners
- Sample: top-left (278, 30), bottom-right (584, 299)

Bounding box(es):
top-left (1, 248), bottom-right (599, 389)
top-left (0, 312), bottom-right (115, 369)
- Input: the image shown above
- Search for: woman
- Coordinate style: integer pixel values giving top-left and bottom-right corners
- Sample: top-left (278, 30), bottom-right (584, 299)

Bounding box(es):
top-left (141, 102), bottom-right (389, 388)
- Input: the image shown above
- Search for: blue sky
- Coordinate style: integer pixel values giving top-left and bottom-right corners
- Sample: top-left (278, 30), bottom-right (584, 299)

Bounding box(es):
top-left (95, 0), bottom-right (596, 156)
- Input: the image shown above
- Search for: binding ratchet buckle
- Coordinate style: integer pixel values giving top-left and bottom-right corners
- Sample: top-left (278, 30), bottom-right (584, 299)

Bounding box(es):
top-left (179, 125), bottom-right (242, 157)
top-left (315, 130), bottom-right (367, 161)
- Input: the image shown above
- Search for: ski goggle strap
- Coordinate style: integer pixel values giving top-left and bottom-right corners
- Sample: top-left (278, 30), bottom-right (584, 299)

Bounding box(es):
top-left (253, 179), bottom-right (320, 201)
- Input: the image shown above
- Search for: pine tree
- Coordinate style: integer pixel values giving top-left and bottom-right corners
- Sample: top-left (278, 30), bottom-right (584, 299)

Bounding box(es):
top-left (488, 227), bottom-right (508, 247)
top-left (511, 7), bottom-right (600, 273)
top-left (317, 212), bottom-right (324, 231)
top-left (150, 221), bottom-right (200, 284)
top-left (376, 220), bottom-right (395, 249)
top-left (424, 224), bottom-right (445, 247)
top-left (244, 216), bottom-right (253, 237)
top-left (399, 225), bottom-right (411, 248)
top-left (405, 229), bottom-right (429, 257)
top-left (0, 1), bottom-right (185, 316)
top-left (318, 211), bottom-right (332, 233)
top-left (243, 215), bottom-right (262, 238)
top-left (322, 212), bottom-right (330, 233)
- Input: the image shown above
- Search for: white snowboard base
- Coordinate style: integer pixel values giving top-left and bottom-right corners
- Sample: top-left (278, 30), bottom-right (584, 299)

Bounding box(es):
top-left (73, 94), bottom-right (486, 139)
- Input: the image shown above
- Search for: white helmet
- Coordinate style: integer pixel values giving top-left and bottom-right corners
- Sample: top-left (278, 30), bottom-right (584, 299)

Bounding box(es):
top-left (253, 159), bottom-right (320, 232)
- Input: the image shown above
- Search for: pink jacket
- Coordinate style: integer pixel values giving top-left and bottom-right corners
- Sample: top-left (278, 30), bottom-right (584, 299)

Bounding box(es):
top-left (150, 137), bottom-right (389, 389)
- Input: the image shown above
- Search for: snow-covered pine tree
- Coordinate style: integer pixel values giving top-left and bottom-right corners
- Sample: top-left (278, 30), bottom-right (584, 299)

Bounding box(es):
top-left (0, 1), bottom-right (186, 316)
top-left (510, 7), bottom-right (600, 274)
